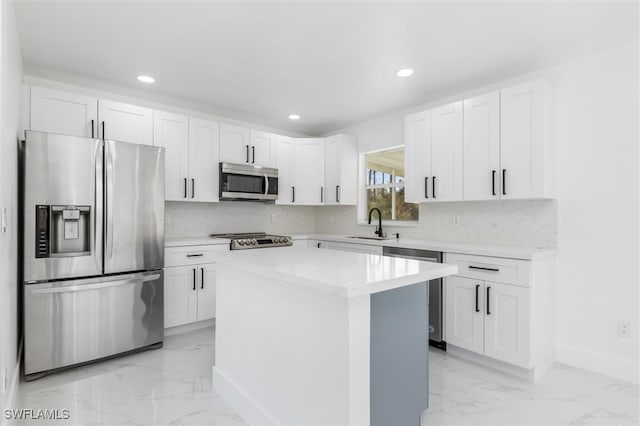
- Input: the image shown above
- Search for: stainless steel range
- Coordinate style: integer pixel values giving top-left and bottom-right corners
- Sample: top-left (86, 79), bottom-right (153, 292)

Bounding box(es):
top-left (210, 232), bottom-right (293, 250)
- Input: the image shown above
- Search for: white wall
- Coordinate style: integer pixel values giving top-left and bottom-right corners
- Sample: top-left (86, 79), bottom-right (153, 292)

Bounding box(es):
top-left (0, 0), bottom-right (23, 415)
top-left (552, 43), bottom-right (639, 384)
top-left (323, 42), bottom-right (639, 383)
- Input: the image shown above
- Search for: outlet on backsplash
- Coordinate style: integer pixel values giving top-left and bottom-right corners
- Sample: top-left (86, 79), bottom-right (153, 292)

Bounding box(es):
top-left (617, 320), bottom-right (631, 338)
top-left (165, 213), bottom-right (172, 225)
top-left (452, 215), bottom-right (461, 226)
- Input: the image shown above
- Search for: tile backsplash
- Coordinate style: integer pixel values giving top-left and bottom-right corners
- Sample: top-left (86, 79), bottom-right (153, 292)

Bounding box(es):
top-left (166, 199), bottom-right (556, 249)
top-left (315, 200), bottom-right (557, 249)
top-left (165, 201), bottom-right (317, 238)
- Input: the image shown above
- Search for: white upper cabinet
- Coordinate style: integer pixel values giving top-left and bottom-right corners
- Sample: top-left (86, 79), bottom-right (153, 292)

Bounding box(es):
top-left (406, 79), bottom-right (553, 203)
top-left (98, 99), bottom-right (153, 145)
top-left (463, 91), bottom-right (501, 200)
top-left (249, 130), bottom-right (276, 167)
top-left (430, 101), bottom-right (464, 201)
top-left (404, 110), bottom-right (431, 203)
top-left (275, 136), bottom-right (295, 205)
top-left (30, 85), bottom-right (98, 138)
top-left (500, 80), bottom-right (553, 199)
top-left (293, 138), bottom-right (325, 205)
top-left (324, 134), bottom-right (358, 205)
top-left (188, 118), bottom-right (220, 203)
top-left (154, 110), bottom-right (189, 201)
top-left (219, 124), bottom-right (252, 165)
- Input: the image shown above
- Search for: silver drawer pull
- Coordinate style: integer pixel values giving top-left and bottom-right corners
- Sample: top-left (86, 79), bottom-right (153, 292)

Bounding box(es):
top-left (468, 265), bottom-right (499, 272)
top-left (186, 254), bottom-right (204, 257)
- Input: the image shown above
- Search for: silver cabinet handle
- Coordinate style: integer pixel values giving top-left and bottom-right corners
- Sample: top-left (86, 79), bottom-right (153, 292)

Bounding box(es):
top-left (264, 173), bottom-right (269, 196)
top-left (201, 267), bottom-right (204, 289)
top-left (186, 253), bottom-right (203, 257)
top-left (191, 178), bottom-right (195, 199)
top-left (336, 185), bottom-right (340, 203)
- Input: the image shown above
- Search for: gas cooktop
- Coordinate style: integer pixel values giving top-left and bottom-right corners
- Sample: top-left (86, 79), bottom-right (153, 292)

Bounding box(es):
top-left (209, 232), bottom-right (293, 250)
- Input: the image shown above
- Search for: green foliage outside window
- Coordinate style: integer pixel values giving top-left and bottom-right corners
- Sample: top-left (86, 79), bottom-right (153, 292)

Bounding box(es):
top-left (365, 148), bottom-right (418, 222)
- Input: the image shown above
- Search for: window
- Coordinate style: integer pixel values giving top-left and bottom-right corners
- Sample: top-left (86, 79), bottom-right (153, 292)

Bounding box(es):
top-left (364, 147), bottom-right (418, 222)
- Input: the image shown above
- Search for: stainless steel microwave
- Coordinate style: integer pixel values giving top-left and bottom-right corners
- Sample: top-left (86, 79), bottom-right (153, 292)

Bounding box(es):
top-left (219, 163), bottom-right (278, 201)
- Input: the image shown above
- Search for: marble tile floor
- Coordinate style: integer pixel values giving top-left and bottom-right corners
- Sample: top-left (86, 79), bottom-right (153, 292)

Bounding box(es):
top-left (12, 327), bottom-right (639, 426)
top-left (13, 327), bottom-right (247, 426)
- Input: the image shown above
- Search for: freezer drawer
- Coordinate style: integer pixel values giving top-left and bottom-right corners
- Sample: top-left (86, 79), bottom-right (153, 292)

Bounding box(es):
top-left (24, 271), bottom-right (164, 377)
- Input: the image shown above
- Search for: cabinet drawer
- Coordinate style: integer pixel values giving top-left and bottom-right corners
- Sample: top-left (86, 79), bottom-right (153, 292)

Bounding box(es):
top-left (444, 253), bottom-right (530, 287)
top-left (165, 245), bottom-right (228, 267)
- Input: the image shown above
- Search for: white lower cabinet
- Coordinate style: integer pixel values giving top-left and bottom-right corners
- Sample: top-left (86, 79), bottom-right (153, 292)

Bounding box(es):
top-left (445, 276), bottom-right (530, 367)
top-left (444, 252), bottom-right (554, 379)
top-left (164, 263), bottom-right (217, 328)
top-left (164, 245), bottom-right (226, 329)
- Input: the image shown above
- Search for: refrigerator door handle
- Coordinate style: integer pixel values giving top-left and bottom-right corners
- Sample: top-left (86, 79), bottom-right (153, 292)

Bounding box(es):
top-left (105, 144), bottom-right (114, 259)
top-left (28, 273), bottom-right (161, 295)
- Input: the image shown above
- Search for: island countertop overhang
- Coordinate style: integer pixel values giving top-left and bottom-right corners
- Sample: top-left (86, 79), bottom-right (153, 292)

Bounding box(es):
top-left (213, 246), bottom-right (458, 298)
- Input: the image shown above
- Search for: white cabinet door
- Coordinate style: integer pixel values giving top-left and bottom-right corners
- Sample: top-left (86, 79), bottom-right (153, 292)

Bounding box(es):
top-left (444, 276), bottom-right (484, 354)
top-left (324, 134), bottom-right (358, 206)
top-left (189, 118), bottom-right (220, 202)
top-left (293, 138), bottom-right (325, 205)
top-left (500, 80), bottom-right (547, 199)
top-left (324, 135), bottom-right (342, 206)
top-left (154, 110), bottom-right (189, 201)
top-left (98, 99), bottom-right (153, 145)
top-left (483, 281), bottom-right (531, 368)
top-left (404, 110), bottom-right (431, 203)
top-left (196, 263), bottom-right (217, 321)
top-left (30, 86), bottom-right (98, 138)
top-left (275, 136), bottom-right (294, 205)
top-left (219, 124), bottom-right (251, 164)
top-left (430, 101), bottom-right (463, 201)
top-left (463, 91), bottom-right (501, 201)
top-left (164, 266), bottom-right (198, 328)
top-left (250, 130), bottom-right (276, 167)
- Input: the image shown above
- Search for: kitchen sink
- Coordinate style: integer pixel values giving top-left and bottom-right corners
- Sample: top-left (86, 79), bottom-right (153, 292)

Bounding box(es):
top-left (347, 236), bottom-right (396, 241)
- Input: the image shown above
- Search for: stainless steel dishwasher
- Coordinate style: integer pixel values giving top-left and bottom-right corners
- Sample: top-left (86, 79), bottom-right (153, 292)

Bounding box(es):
top-left (383, 246), bottom-right (445, 349)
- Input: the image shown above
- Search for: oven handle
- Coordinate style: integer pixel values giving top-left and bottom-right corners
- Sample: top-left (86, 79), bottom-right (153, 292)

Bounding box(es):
top-left (28, 273), bottom-right (161, 295)
top-left (264, 173), bottom-right (269, 196)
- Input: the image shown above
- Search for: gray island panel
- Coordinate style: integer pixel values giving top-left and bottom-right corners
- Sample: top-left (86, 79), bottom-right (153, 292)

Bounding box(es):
top-left (370, 282), bottom-right (429, 426)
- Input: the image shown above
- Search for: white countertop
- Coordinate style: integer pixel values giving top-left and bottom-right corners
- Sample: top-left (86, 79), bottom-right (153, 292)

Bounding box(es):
top-left (165, 233), bottom-right (556, 260)
top-left (214, 246), bottom-right (458, 298)
top-left (297, 234), bottom-right (557, 260)
top-left (165, 236), bottom-right (230, 247)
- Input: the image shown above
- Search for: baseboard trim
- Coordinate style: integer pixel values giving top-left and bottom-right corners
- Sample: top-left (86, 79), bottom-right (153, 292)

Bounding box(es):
top-left (447, 345), bottom-right (537, 381)
top-left (556, 342), bottom-right (639, 384)
top-left (164, 318), bottom-right (215, 337)
top-left (1, 339), bottom-right (22, 426)
top-left (212, 366), bottom-right (280, 426)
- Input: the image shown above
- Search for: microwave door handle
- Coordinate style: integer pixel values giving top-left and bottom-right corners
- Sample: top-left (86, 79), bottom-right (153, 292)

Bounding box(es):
top-left (264, 173), bottom-right (269, 196)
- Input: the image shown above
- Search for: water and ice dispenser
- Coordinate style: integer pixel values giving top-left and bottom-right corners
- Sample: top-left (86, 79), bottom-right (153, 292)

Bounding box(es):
top-left (35, 205), bottom-right (91, 258)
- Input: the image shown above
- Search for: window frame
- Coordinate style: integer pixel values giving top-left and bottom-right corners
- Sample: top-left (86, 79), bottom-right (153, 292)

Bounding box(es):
top-left (357, 146), bottom-right (419, 227)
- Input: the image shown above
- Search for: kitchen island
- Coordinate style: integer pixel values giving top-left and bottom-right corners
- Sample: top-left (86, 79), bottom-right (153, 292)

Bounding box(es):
top-left (212, 246), bottom-right (458, 426)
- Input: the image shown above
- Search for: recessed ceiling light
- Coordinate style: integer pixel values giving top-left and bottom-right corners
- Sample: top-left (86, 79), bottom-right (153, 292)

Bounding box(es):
top-left (289, 114), bottom-right (301, 120)
top-left (137, 75), bottom-right (155, 83)
top-left (396, 68), bottom-right (414, 77)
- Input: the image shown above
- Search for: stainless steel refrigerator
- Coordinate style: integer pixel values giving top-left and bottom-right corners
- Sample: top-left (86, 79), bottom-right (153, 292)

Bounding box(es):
top-left (22, 130), bottom-right (165, 380)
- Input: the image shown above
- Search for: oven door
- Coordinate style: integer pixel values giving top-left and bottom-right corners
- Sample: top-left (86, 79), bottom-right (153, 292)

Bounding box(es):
top-left (219, 163), bottom-right (278, 201)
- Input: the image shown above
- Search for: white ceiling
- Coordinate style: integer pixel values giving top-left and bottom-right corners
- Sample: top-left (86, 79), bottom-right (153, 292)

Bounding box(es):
top-left (14, 1), bottom-right (638, 135)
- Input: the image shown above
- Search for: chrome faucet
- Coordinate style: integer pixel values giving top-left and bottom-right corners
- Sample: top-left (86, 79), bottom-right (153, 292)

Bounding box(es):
top-left (368, 207), bottom-right (385, 238)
